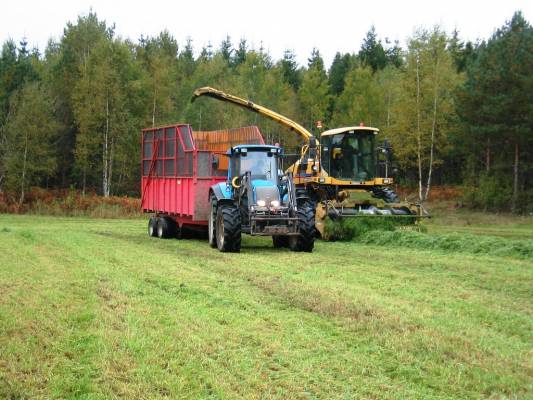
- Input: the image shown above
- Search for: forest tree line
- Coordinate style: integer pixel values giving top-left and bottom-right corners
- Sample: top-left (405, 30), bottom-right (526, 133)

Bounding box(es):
top-left (0, 11), bottom-right (531, 211)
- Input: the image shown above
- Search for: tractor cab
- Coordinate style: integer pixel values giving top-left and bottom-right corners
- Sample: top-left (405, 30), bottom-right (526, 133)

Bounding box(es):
top-left (228, 145), bottom-right (286, 209)
top-left (229, 145), bottom-right (281, 184)
top-left (320, 126), bottom-right (379, 182)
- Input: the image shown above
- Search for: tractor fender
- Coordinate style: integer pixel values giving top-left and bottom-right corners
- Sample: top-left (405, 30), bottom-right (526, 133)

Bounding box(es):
top-left (209, 182), bottom-right (233, 204)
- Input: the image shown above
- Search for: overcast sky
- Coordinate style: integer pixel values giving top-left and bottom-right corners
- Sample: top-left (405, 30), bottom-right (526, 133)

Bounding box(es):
top-left (1, 0), bottom-right (532, 67)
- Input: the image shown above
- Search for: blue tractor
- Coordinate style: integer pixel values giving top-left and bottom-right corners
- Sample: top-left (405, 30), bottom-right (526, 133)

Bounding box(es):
top-left (208, 145), bottom-right (315, 252)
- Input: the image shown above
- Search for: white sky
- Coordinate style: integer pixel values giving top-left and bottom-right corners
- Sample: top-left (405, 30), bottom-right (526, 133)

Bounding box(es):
top-left (2, 0), bottom-right (532, 67)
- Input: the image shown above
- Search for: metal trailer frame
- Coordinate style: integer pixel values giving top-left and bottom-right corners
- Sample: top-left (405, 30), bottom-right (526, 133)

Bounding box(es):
top-left (141, 124), bottom-right (264, 229)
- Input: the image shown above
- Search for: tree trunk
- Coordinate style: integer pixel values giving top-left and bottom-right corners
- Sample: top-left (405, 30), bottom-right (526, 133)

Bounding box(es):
top-left (19, 130), bottom-right (29, 205)
top-left (82, 168), bottom-right (86, 196)
top-left (152, 89), bottom-right (157, 128)
top-left (486, 137), bottom-right (491, 172)
top-left (103, 95), bottom-right (110, 197)
top-left (109, 137), bottom-right (114, 196)
top-left (386, 88), bottom-right (392, 129)
top-left (424, 56), bottom-right (439, 201)
top-left (511, 142), bottom-right (519, 212)
top-left (415, 53), bottom-right (423, 202)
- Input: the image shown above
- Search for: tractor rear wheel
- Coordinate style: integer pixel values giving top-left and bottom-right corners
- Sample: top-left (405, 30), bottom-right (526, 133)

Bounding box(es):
top-left (148, 217), bottom-right (158, 237)
top-left (208, 195), bottom-right (217, 248)
top-left (272, 235), bottom-right (289, 248)
top-left (215, 205), bottom-right (241, 252)
top-left (289, 207), bottom-right (315, 252)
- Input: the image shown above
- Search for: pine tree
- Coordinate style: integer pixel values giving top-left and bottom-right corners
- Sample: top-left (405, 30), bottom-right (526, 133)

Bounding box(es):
top-left (458, 12), bottom-right (533, 211)
top-left (328, 52), bottom-right (355, 95)
top-left (232, 38), bottom-right (247, 67)
top-left (220, 35), bottom-right (233, 63)
top-left (278, 49), bottom-right (301, 90)
top-left (299, 48), bottom-right (330, 130)
top-left (358, 26), bottom-right (387, 72)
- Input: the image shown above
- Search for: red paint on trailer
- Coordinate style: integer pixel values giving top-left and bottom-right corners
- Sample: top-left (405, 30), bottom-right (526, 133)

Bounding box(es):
top-left (141, 124), bottom-right (264, 229)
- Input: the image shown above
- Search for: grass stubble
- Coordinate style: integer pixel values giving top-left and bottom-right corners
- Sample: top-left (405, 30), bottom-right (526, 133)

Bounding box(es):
top-left (0, 214), bottom-right (531, 399)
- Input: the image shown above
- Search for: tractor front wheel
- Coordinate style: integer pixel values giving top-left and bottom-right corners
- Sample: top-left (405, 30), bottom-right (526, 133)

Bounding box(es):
top-left (289, 207), bottom-right (315, 252)
top-left (215, 205), bottom-right (242, 252)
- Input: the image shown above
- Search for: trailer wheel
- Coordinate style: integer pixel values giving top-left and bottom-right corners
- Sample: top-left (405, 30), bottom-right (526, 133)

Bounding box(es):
top-left (208, 195), bottom-right (217, 248)
top-left (215, 205), bottom-right (241, 252)
top-left (272, 236), bottom-right (289, 248)
top-left (148, 217), bottom-right (158, 237)
top-left (157, 217), bottom-right (175, 239)
top-left (289, 206), bottom-right (315, 252)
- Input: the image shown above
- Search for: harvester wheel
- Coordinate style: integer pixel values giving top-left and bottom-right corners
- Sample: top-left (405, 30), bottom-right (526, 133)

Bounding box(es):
top-left (208, 196), bottom-right (217, 248)
top-left (289, 207), bottom-right (315, 252)
top-left (157, 217), bottom-right (175, 239)
top-left (272, 236), bottom-right (289, 248)
top-left (382, 188), bottom-right (400, 203)
top-left (215, 205), bottom-right (241, 252)
top-left (148, 217), bottom-right (158, 237)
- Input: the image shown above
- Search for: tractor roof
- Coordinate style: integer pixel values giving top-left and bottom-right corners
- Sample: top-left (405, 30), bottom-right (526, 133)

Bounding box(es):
top-left (321, 126), bottom-right (379, 137)
top-left (228, 144), bottom-right (283, 155)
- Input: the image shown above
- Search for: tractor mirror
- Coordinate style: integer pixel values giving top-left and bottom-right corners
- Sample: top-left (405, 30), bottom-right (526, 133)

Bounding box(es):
top-left (212, 156), bottom-right (219, 169)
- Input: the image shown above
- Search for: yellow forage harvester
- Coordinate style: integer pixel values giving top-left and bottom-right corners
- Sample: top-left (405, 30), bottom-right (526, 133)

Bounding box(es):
top-left (192, 87), bottom-right (429, 240)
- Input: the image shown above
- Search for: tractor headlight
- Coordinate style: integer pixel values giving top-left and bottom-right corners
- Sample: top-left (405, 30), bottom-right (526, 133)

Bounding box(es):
top-left (270, 200), bottom-right (280, 208)
top-left (257, 200), bottom-right (266, 207)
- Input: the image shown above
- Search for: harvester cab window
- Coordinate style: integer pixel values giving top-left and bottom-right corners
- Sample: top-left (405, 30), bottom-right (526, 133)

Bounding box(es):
top-left (328, 132), bottom-right (376, 181)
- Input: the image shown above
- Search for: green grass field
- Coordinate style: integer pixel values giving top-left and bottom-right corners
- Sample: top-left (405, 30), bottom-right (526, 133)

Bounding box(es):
top-left (0, 213), bottom-right (532, 399)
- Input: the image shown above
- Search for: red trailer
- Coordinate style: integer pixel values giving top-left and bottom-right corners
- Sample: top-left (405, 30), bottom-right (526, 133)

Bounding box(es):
top-left (141, 123), bottom-right (264, 237)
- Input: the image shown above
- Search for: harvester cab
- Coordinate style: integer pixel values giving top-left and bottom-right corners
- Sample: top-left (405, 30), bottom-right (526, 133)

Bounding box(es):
top-left (322, 127), bottom-right (378, 182)
top-left (207, 144), bottom-right (315, 253)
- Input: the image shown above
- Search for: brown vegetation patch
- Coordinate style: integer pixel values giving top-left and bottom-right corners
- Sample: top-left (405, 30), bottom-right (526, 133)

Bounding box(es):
top-left (246, 274), bottom-right (380, 321)
top-left (0, 188), bottom-right (141, 217)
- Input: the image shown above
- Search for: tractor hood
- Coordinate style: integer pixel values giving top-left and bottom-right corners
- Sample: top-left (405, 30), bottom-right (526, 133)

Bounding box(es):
top-left (251, 179), bottom-right (280, 206)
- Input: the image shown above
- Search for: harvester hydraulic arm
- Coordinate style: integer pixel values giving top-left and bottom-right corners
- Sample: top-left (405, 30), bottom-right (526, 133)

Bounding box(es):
top-left (192, 86), bottom-right (314, 144)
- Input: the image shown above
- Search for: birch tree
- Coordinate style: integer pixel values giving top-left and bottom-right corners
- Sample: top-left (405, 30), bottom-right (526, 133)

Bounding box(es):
top-left (390, 28), bottom-right (461, 201)
top-left (72, 39), bottom-right (129, 197)
top-left (3, 82), bottom-right (59, 203)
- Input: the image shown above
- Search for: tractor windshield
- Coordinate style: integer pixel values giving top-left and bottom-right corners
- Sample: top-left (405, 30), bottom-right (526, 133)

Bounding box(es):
top-left (231, 150), bottom-right (278, 182)
top-left (322, 132), bottom-right (376, 181)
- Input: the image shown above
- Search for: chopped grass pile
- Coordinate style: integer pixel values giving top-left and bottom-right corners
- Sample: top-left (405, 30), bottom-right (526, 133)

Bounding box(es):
top-left (323, 216), bottom-right (419, 241)
top-left (359, 230), bottom-right (533, 259)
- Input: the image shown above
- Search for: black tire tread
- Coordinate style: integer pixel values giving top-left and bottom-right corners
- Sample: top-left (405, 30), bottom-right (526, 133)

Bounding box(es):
top-left (290, 207), bottom-right (315, 252)
top-left (217, 205), bottom-right (241, 252)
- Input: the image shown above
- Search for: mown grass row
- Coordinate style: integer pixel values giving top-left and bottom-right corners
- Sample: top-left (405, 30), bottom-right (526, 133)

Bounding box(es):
top-left (323, 215), bottom-right (533, 259)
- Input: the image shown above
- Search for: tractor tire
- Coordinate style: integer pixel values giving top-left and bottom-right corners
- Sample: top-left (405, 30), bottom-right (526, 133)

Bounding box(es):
top-left (289, 206), bottom-right (315, 252)
top-left (272, 235), bottom-right (289, 248)
top-left (157, 217), bottom-right (175, 239)
top-left (208, 195), bottom-right (217, 248)
top-left (148, 217), bottom-right (158, 237)
top-left (215, 205), bottom-right (241, 252)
